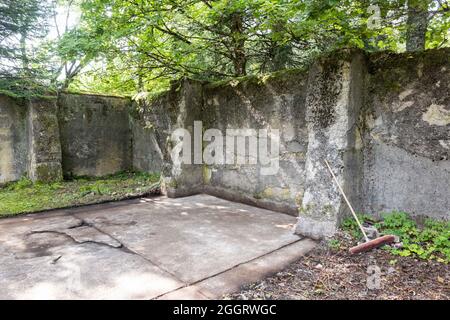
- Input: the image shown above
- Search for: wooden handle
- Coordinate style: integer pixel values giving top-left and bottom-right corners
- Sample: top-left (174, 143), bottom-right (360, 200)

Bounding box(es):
top-left (324, 159), bottom-right (369, 243)
top-left (349, 235), bottom-right (396, 254)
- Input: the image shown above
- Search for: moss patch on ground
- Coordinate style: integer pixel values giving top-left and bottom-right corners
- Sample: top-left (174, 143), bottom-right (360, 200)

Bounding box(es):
top-left (0, 171), bottom-right (160, 217)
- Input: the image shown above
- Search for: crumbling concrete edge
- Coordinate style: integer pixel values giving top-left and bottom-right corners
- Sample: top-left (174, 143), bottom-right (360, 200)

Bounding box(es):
top-left (157, 238), bottom-right (317, 300)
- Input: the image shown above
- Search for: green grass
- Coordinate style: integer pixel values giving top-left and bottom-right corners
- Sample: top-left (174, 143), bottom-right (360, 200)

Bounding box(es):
top-left (342, 211), bottom-right (450, 263)
top-left (0, 171), bottom-right (160, 217)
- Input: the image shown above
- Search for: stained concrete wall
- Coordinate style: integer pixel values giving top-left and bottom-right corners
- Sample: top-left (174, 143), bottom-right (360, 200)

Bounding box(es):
top-left (58, 93), bottom-right (133, 177)
top-left (0, 87), bottom-right (203, 184)
top-left (295, 51), bottom-right (366, 238)
top-left (363, 50), bottom-right (450, 220)
top-left (0, 96), bottom-right (28, 183)
top-left (130, 116), bottom-right (163, 174)
top-left (201, 71), bottom-right (309, 215)
top-left (0, 96), bottom-right (63, 183)
top-left (135, 49), bottom-right (449, 239)
top-left (28, 98), bottom-right (63, 182)
top-left (0, 49), bottom-right (448, 239)
top-left (0, 93), bottom-right (135, 183)
top-left (132, 80), bottom-right (204, 197)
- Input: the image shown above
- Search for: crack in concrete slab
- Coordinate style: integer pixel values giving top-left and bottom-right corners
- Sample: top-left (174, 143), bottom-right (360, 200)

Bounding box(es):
top-left (64, 215), bottom-right (309, 299)
top-left (28, 230), bottom-right (125, 251)
top-left (72, 217), bottom-right (127, 247)
top-left (71, 214), bottom-right (189, 287)
top-left (67, 220), bottom-right (87, 229)
top-left (27, 214), bottom-right (188, 288)
top-left (24, 209), bottom-right (305, 299)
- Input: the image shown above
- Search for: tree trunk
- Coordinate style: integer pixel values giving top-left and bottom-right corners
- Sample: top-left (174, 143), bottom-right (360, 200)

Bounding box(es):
top-left (230, 12), bottom-right (247, 76)
top-left (138, 73), bottom-right (144, 92)
top-left (137, 58), bottom-right (145, 91)
top-left (20, 31), bottom-right (29, 75)
top-left (406, 0), bottom-right (430, 51)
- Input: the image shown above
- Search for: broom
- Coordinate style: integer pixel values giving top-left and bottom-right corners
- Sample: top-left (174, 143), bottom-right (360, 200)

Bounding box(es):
top-left (324, 160), bottom-right (396, 254)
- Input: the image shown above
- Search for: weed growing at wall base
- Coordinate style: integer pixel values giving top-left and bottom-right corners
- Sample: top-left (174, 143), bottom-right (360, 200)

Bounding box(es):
top-left (343, 212), bottom-right (450, 263)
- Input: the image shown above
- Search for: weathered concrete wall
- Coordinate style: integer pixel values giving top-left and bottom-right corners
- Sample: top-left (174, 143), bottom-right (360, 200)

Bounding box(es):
top-left (130, 116), bottom-right (163, 174)
top-left (202, 71), bottom-right (309, 215)
top-left (296, 51), bottom-right (366, 239)
top-left (132, 80), bottom-right (204, 197)
top-left (28, 98), bottom-right (63, 182)
top-left (363, 49), bottom-right (450, 220)
top-left (0, 93), bottom-right (146, 183)
top-left (0, 96), bottom-right (63, 183)
top-left (1, 49), bottom-right (448, 239)
top-left (132, 49), bottom-right (449, 239)
top-left (0, 96), bottom-right (28, 183)
top-left (58, 93), bottom-right (133, 177)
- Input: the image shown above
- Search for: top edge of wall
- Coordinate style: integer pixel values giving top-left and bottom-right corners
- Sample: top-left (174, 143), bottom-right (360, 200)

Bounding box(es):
top-left (59, 91), bottom-right (132, 100)
top-left (0, 92), bottom-right (132, 104)
top-left (137, 48), bottom-right (449, 101)
top-left (367, 47), bottom-right (450, 60)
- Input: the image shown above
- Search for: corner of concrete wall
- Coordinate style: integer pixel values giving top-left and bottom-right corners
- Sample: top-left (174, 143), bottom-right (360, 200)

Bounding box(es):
top-left (200, 70), bottom-right (309, 216)
top-left (129, 110), bottom-right (164, 174)
top-left (133, 79), bottom-right (205, 197)
top-left (295, 50), bottom-right (366, 239)
top-left (164, 79), bottom-right (205, 197)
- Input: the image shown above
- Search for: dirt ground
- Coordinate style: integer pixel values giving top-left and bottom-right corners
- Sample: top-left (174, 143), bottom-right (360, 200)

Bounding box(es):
top-left (226, 233), bottom-right (449, 300)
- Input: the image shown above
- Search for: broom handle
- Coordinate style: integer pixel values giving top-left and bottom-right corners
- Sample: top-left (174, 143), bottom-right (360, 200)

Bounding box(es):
top-left (324, 160), bottom-right (369, 242)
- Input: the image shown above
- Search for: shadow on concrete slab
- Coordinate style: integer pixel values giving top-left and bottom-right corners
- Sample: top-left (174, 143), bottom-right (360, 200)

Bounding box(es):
top-left (0, 194), bottom-right (315, 299)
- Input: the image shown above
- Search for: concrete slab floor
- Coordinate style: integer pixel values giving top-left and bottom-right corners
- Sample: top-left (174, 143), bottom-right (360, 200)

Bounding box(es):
top-left (0, 194), bottom-right (316, 299)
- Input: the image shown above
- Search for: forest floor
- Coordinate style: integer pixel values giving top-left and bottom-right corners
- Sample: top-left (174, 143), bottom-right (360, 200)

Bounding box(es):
top-left (0, 172), bottom-right (160, 217)
top-left (225, 232), bottom-right (449, 300)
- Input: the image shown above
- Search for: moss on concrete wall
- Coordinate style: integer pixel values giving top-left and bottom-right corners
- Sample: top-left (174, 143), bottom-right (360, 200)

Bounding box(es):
top-left (363, 48), bottom-right (450, 220)
top-left (0, 49), bottom-right (448, 236)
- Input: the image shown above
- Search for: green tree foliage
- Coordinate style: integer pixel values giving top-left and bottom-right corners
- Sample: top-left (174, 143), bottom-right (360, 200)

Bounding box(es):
top-left (1, 0), bottom-right (449, 96)
top-left (63, 0), bottom-right (449, 95)
top-left (0, 0), bottom-right (55, 97)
